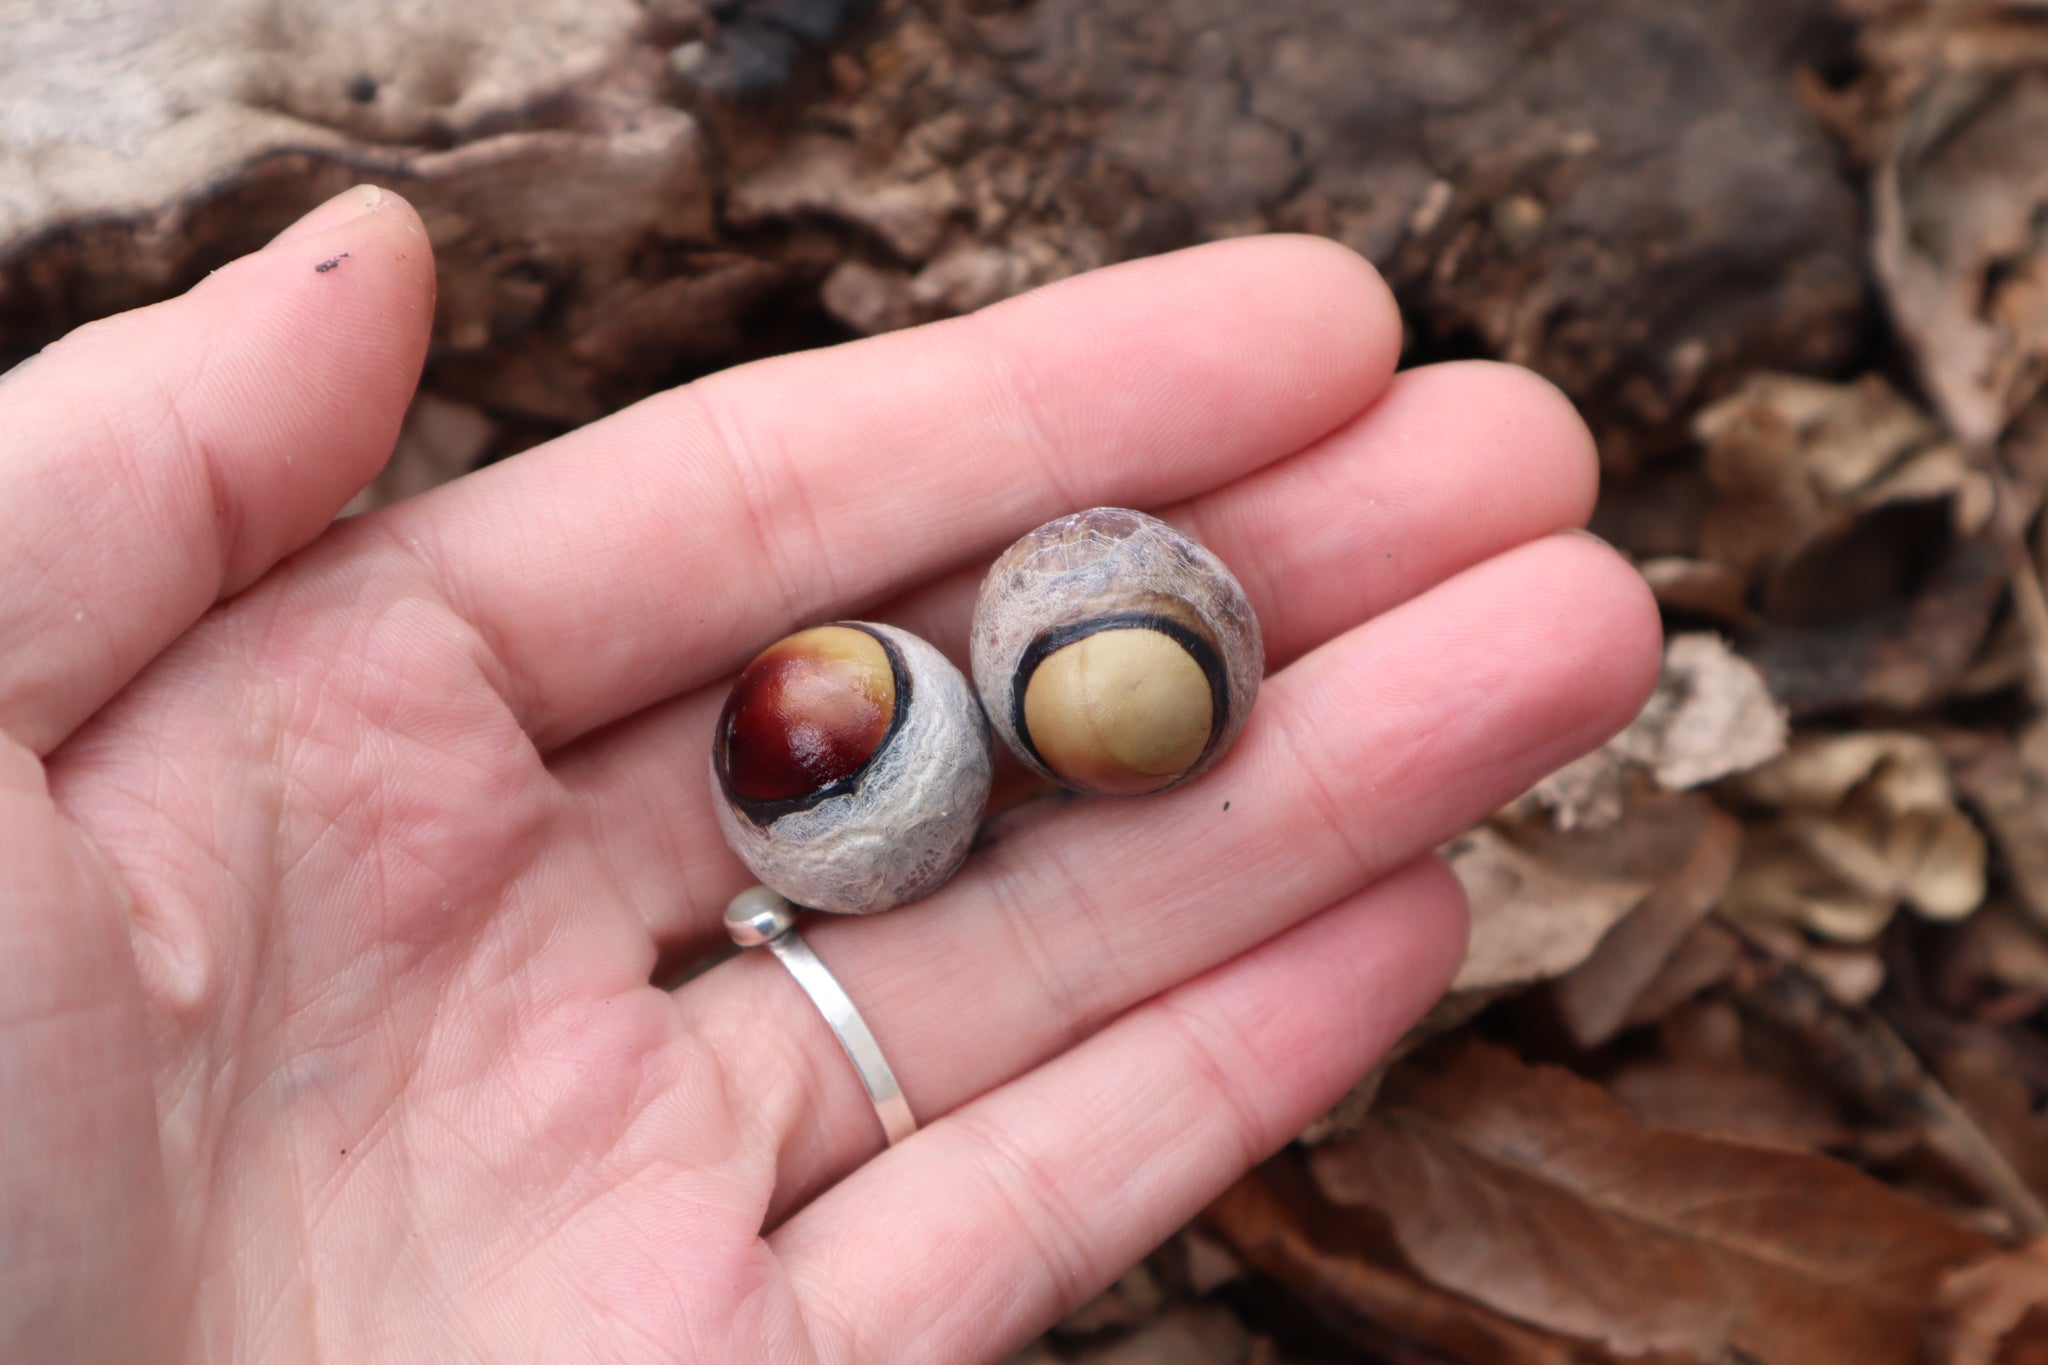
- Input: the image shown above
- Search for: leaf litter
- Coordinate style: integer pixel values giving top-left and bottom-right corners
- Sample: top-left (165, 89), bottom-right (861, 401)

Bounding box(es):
top-left (1027, 5), bottom-right (2048, 1361)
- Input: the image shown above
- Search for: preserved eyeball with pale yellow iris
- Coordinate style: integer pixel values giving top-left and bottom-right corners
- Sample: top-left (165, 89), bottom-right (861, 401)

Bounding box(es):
top-left (712, 622), bottom-right (992, 914)
top-left (971, 508), bottom-right (1262, 797)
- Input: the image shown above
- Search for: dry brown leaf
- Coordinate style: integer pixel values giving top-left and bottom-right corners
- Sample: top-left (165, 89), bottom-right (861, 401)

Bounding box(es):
top-left (1723, 953), bottom-right (2048, 1237)
top-left (1622, 919), bottom-right (1749, 1029)
top-left (1636, 557), bottom-right (1755, 627)
top-left (1056, 1263), bottom-right (1167, 1335)
top-left (1205, 1161), bottom-right (1629, 1365)
top-left (1608, 998), bottom-right (1860, 1154)
top-left (1745, 522), bottom-right (2010, 716)
top-left (1047, 1307), bottom-right (1253, 1365)
top-left (1927, 1239), bottom-right (2048, 1365)
top-left (1864, 11), bottom-right (2048, 444)
top-left (1609, 634), bottom-right (1789, 795)
top-left (1694, 373), bottom-right (1965, 576)
top-left (1552, 807), bottom-right (1743, 1048)
top-left (1731, 730), bottom-right (1954, 818)
top-left (1608, 1058), bottom-right (1856, 1153)
top-left (1956, 720), bottom-right (2048, 931)
top-left (1688, 372), bottom-right (2010, 713)
top-left (1450, 639), bottom-right (1779, 1008)
top-left (1939, 903), bottom-right (2048, 1008)
top-left (1177, 1230), bottom-right (1243, 1296)
top-left (1311, 1040), bottom-right (1993, 1365)
top-left (1721, 731), bottom-right (1988, 942)
top-left (1514, 634), bottom-right (1783, 833)
top-left (1941, 1046), bottom-right (2048, 1216)
top-left (1446, 794), bottom-right (1708, 995)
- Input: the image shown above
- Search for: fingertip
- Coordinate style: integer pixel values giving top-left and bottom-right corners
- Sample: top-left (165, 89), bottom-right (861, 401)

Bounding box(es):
top-left (1339, 856), bottom-right (1472, 1038)
top-left (266, 184), bottom-right (391, 247)
top-left (991, 232), bottom-right (1404, 438)
top-left (1255, 232), bottom-right (1402, 370)
top-left (1160, 232), bottom-right (1403, 396)
top-left (287, 183), bottom-right (426, 243)
top-left (1405, 853), bottom-right (1474, 991)
top-left (183, 223), bottom-right (431, 587)
top-left (250, 185), bottom-right (434, 321)
top-left (1549, 529), bottom-right (1666, 731)
top-left (1435, 361), bottom-right (1601, 527)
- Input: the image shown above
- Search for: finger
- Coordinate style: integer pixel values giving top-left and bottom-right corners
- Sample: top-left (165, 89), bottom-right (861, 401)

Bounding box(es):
top-left (771, 857), bottom-right (1468, 1365)
top-left (0, 735), bottom-right (170, 1357)
top-left (552, 359), bottom-right (1600, 951)
top-left (670, 534), bottom-right (1659, 1216)
top-left (373, 235), bottom-right (1401, 748)
top-left (885, 358), bottom-right (1598, 673)
top-left (0, 186), bottom-right (434, 753)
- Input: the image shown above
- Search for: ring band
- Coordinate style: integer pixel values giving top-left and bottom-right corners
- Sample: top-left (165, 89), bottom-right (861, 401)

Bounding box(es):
top-left (766, 931), bottom-right (917, 1145)
top-left (726, 887), bottom-right (917, 1147)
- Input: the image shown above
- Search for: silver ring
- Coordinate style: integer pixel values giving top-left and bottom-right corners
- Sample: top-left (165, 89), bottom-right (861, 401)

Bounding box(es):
top-left (725, 886), bottom-right (916, 1147)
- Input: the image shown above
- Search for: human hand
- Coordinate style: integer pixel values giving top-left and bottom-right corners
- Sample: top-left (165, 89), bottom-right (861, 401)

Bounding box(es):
top-left (0, 186), bottom-right (1660, 1362)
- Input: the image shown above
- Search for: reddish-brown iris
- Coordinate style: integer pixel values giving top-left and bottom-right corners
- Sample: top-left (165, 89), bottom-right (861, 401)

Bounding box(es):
top-left (719, 625), bottom-right (897, 802)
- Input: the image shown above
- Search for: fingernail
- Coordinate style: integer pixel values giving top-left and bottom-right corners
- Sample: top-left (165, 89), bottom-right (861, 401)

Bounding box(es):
top-left (267, 184), bottom-right (387, 248)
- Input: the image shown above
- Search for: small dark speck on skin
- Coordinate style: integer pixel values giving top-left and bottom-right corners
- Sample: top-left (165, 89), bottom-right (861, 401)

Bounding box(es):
top-left (339, 1148), bottom-right (347, 1155)
top-left (315, 252), bottom-right (351, 274)
top-left (1222, 800), bottom-right (1230, 811)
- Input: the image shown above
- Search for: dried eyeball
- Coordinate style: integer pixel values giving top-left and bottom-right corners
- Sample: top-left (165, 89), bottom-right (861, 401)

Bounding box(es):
top-left (711, 622), bottom-right (992, 914)
top-left (971, 507), bottom-right (1262, 797)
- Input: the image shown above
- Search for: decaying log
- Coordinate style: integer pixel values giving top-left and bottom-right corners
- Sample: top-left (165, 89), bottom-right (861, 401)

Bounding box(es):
top-left (4, 0), bottom-right (1865, 473)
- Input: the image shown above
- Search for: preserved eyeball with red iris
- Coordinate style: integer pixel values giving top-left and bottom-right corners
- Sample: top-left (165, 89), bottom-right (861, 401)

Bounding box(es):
top-left (712, 622), bottom-right (992, 914)
top-left (970, 508), bottom-right (1262, 797)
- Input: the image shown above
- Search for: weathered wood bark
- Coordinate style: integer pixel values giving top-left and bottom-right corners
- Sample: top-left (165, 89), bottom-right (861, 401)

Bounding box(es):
top-left (3, 0), bottom-right (1864, 474)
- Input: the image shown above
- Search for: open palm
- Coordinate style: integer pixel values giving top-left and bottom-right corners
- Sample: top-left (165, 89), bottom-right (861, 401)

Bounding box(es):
top-left (0, 187), bottom-right (1659, 1363)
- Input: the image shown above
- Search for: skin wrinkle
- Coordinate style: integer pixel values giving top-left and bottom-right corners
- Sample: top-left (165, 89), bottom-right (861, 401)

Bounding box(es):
top-left (775, 868), bottom-right (1470, 1365)
top-left (587, 764), bottom-right (730, 952)
top-left (650, 1005), bottom-right (763, 1192)
top-left (219, 601), bottom-right (536, 1356)
top-left (487, 1174), bottom-right (688, 1355)
top-left (437, 1149), bottom-right (667, 1357)
top-left (405, 972), bottom-right (689, 1298)
top-left (434, 1114), bottom-right (584, 1297)
top-left (982, 832), bottom-right (1141, 1055)
top-left (701, 966), bottom-right (851, 1213)
top-left (58, 639), bottom-right (280, 1035)
top-left (958, 309), bottom-right (1089, 519)
top-left (385, 1108), bottom-right (479, 1362)
top-left (690, 380), bottom-right (847, 648)
top-left (342, 518), bottom-right (536, 749)
top-left (1263, 684), bottom-right (1391, 881)
top-left (1148, 991), bottom-right (1280, 1178)
top-left (971, 852), bottom-right (1097, 1057)
top-left (549, 361), bottom-right (1604, 960)
top-left (150, 362), bottom-right (246, 595)
top-left (711, 545), bottom-right (1652, 1226)
top-left (193, 1101), bottom-right (310, 1360)
top-left (549, 683), bottom-right (743, 951)
top-left (0, 219), bottom-right (1657, 1361)
top-left (942, 1100), bottom-right (1108, 1330)
top-left (88, 319), bottom-right (230, 604)
top-left (1, 526), bottom-right (115, 713)
top-left (732, 1246), bottom-right (828, 1365)
top-left (275, 598), bottom-right (544, 952)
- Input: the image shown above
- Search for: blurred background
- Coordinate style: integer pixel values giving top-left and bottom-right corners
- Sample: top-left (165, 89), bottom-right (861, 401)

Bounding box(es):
top-left (8, 0), bottom-right (2048, 1360)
